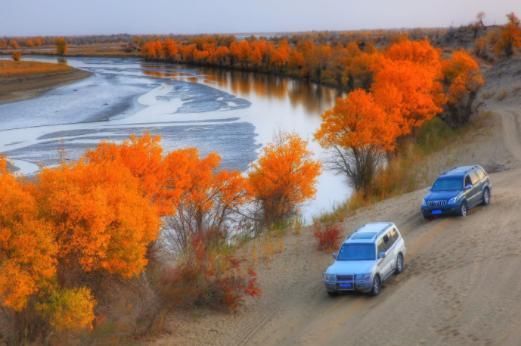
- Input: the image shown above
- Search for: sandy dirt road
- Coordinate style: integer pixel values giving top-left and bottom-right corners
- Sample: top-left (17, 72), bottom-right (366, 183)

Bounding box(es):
top-left (151, 59), bottom-right (521, 346)
top-left (153, 167), bottom-right (521, 346)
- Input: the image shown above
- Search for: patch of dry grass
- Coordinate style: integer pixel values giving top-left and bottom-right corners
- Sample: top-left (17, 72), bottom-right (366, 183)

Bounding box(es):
top-left (496, 89), bottom-right (509, 101)
top-left (481, 90), bottom-right (496, 100)
top-left (0, 60), bottom-right (71, 78)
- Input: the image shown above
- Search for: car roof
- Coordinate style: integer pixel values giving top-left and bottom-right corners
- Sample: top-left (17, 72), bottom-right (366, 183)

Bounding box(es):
top-left (438, 165), bottom-right (482, 178)
top-left (345, 222), bottom-right (394, 244)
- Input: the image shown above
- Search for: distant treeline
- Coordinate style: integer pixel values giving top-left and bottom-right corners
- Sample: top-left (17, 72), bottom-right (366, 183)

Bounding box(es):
top-left (141, 35), bottom-right (386, 89)
top-left (0, 27), bottom-right (449, 49)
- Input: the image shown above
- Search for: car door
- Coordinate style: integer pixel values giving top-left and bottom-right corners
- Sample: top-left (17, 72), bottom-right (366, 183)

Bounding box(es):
top-left (376, 237), bottom-right (388, 278)
top-left (377, 232), bottom-right (395, 279)
top-left (469, 170), bottom-right (482, 207)
top-left (385, 229), bottom-right (399, 274)
top-left (463, 175), bottom-right (474, 206)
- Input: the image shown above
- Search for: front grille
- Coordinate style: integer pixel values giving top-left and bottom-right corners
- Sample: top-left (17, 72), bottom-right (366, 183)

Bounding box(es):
top-left (427, 200), bottom-right (447, 208)
top-left (336, 275), bottom-right (353, 281)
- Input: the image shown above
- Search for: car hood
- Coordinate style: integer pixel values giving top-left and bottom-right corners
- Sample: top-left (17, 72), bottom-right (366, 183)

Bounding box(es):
top-left (326, 260), bottom-right (376, 275)
top-left (425, 190), bottom-right (461, 201)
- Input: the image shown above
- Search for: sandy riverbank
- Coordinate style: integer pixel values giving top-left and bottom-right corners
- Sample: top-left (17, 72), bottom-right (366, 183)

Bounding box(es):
top-left (0, 67), bottom-right (91, 104)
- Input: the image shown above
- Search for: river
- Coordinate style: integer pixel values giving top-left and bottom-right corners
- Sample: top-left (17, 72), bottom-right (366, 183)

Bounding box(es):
top-left (0, 56), bottom-right (351, 222)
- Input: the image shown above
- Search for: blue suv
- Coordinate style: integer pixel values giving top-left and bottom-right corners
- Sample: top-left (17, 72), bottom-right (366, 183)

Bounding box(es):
top-left (421, 165), bottom-right (491, 219)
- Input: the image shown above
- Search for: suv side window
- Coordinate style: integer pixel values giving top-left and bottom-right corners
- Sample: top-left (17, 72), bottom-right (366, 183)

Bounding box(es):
top-left (377, 238), bottom-right (386, 254)
top-left (477, 167), bottom-right (487, 180)
top-left (379, 229), bottom-right (397, 253)
top-left (464, 175), bottom-right (472, 187)
top-left (469, 170), bottom-right (480, 185)
top-left (389, 228), bottom-right (399, 244)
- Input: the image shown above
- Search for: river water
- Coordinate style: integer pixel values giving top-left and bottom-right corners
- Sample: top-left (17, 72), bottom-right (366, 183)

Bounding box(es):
top-left (0, 56), bottom-right (351, 222)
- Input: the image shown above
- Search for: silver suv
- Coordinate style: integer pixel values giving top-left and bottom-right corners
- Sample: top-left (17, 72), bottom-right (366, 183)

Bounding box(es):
top-left (323, 222), bottom-right (406, 296)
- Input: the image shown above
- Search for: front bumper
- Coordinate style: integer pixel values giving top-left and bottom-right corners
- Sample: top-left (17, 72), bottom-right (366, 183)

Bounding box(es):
top-left (421, 204), bottom-right (460, 217)
top-left (323, 279), bottom-right (372, 293)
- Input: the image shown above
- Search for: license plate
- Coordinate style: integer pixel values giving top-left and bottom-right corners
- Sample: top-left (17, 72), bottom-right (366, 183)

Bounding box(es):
top-left (432, 209), bottom-right (442, 215)
top-left (339, 283), bottom-right (352, 289)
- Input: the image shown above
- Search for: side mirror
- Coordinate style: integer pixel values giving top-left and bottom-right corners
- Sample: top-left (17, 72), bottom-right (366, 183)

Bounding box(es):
top-left (465, 184), bottom-right (473, 191)
top-left (332, 252), bottom-right (337, 260)
top-left (378, 251), bottom-right (386, 259)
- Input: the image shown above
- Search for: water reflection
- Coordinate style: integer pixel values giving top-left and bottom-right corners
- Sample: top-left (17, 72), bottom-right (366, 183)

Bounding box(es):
top-left (141, 63), bottom-right (342, 116)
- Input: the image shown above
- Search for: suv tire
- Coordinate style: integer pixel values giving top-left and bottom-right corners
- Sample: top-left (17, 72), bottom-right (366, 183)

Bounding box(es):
top-left (327, 291), bottom-right (337, 297)
top-left (395, 254), bottom-right (404, 275)
top-left (459, 202), bottom-right (468, 217)
top-left (370, 275), bottom-right (381, 296)
top-left (482, 188), bottom-right (491, 206)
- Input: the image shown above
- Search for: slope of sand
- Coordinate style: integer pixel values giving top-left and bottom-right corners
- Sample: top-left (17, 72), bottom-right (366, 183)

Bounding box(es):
top-left (0, 67), bottom-right (91, 104)
top-left (148, 58), bottom-right (521, 346)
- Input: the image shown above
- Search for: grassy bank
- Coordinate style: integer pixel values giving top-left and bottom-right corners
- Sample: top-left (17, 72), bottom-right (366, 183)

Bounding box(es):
top-left (0, 60), bottom-right (72, 78)
top-left (0, 60), bottom-right (91, 103)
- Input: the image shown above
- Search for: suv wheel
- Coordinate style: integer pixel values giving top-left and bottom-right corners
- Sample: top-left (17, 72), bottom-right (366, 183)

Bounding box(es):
top-left (395, 254), bottom-right (404, 275)
top-left (370, 275), bottom-right (381, 296)
top-left (482, 188), bottom-right (491, 206)
top-left (459, 202), bottom-right (468, 217)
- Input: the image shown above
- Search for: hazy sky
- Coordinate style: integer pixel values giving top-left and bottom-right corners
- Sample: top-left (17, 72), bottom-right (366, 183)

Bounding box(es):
top-left (2, 0), bottom-right (521, 36)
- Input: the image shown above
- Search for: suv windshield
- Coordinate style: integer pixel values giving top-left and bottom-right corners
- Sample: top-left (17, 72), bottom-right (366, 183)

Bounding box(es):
top-left (431, 177), bottom-right (462, 192)
top-left (337, 243), bottom-right (375, 261)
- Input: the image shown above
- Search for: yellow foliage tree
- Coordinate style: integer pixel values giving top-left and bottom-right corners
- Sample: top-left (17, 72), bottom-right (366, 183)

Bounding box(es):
top-left (37, 287), bottom-right (95, 332)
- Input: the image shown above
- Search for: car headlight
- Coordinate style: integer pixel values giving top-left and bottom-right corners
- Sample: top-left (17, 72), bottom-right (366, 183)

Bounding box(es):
top-left (355, 273), bottom-right (372, 281)
top-left (323, 273), bottom-right (336, 281)
top-left (421, 199), bottom-right (427, 207)
top-left (448, 195), bottom-right (460, 205)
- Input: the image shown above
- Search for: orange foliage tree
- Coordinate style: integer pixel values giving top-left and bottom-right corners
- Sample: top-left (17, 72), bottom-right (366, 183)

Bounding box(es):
top-left (0, 158), bottom-right (57, 312)
top-left (372, 39), bottom-right (445, 137)
top-left (315, 38), bottom-right (484, 191)
top-left (0, 157), bottom-right (96, 338)
top-left (164, 149), bottom-right (252, 252)
top-left (441, 50), bottom-right (485, 126)
top-left (141, 36), bottom-right (376, 88)
top-left (85, 134), bottom-right (177, 216)
top-left (35, 160), bottom-right (160, 279)
top-left (249, 133), bottom-right (321, 225)
top-left (11, 51), bottom-right (22, 62)
top-left (495, 12), bottom-right (521, 57)
top-left (86, 135), bottom-right (252, 253)
top-left (315, 89), bottom-right (398, 191)
top-left (55, 37), bottom-right (68, 56)
top-left (8, 39), bottom-right (20, 49)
